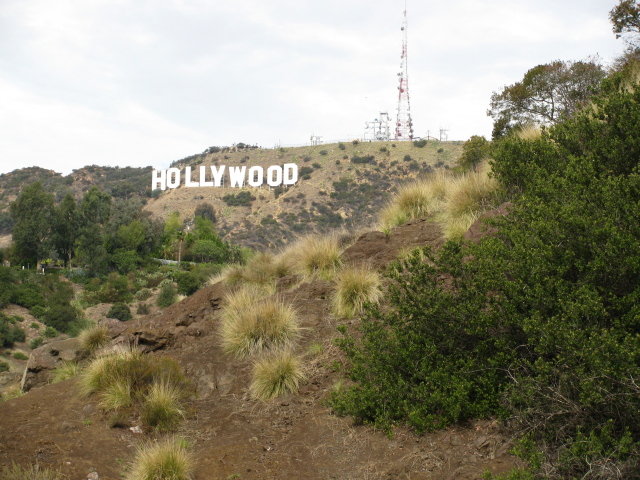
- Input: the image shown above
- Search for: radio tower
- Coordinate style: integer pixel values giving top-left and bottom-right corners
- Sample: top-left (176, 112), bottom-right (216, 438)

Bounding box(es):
top-left (395, 0), bottom-right (413, 141)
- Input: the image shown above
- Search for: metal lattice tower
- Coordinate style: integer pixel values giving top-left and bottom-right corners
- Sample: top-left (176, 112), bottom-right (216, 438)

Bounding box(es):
top-left (395, 0), bottom-right (413, 141)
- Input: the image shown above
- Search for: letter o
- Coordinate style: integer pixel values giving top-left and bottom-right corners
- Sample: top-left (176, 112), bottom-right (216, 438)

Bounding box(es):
top-left (267, 166), bottom-right (283, 187)
top-left (167, 168), bottom-right (181, 189)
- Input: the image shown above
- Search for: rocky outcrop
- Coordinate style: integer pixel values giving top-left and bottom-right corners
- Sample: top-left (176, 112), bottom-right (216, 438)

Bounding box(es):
top-left (20, 338), bottom-right (87, 392)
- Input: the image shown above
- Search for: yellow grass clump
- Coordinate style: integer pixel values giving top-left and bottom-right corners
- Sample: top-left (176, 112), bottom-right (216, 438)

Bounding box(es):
top-left (220, 287), bottom-right (301, 358)
top-left (78, 324), bottom-right (110, 353)
top-left (286, 234), bottom-right (342, 279)
top-left (439, 165), bottom-right (498, 239)
top-left (1, 462), bottom-right (64, 480)
top-left (332, 265), bottom-right (382, 319)
top-left (141, 380), bottom-right (186, 431)
top-left (126, 437), bottom-right (193, 480)
top-left (515, 124), bottom-right (542, 141)
top-left (378, 172), bottom-right (450, 232)
top-left (250, 351), bottom-right (306, 400)
top-left (52, 360), bottom-right (82, 383)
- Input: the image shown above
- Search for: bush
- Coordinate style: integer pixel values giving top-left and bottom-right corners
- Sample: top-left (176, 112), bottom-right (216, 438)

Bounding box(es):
top-left (29, 337), bottom-right (44, 349)
top-left (0, 361), bottom-right (9, 372)
top-left (220, 287), bottom-right (301, 358)
top-left (413, 139), bottom-right (427, 148)
top-left (287, 234), bottom-right (342, 279)
top-left (40, 305), bottom-right (79, 332)
top-left (339, 143), bottom-right (346, 150)
top-left (106, 302), bottom-right (132, 322)
top-left (0, 314), bottom-right (26, 347)
top-left (52, 361), bottom-right (81, 383)
top-left (13, 352), bottom-right (28, 360)
top-left (29, 305), bottom-right (46, 319)
top-left (156, 282), bottom-right (177, 308)
top-left (126, 437), bottom-right (193, 480)
top-left (250, 351), bottom-right (306, 400)
top-left (136, 303), bottom-right (150, 315)
top-left (319, 149), bottom-right (328, 155)
top-left (43, 326), bottom-right (58, 338)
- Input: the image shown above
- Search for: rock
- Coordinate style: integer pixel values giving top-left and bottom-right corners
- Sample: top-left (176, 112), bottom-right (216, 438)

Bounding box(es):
top-left (20, 338), bottom-right (87, 392)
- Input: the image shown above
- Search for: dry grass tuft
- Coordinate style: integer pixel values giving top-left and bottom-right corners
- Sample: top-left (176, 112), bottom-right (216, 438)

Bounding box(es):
top-left (286, 234), bottom-right (342, 279)
top-left (220, 287), bottom-right (301, 358)
top-left (439, 165), bottom-right (498, 239)
top-left (1, 462), bottom-right (64, 480)
top-left (516, 124), bottom-right (542, 141)
top-left (378, 172), bottom-right (450, 232)
top-left (332, 266), bottom-right (382, 319)
top-left (250, 351), bottom-right (306, 400)
top-left (126, 437), bottom-right (193, 480)
top-left (52, 360), bottom-right (81, 383)
top-left (141, 380), bottom-right (186, 431)
top-left (78, 324), bottom-right (111, 353)
top-left (78, 345), bottom-right (190, 427)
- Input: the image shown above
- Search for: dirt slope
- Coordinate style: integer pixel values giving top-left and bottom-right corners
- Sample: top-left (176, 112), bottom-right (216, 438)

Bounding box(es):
top-left (0, 216), bottom-right (520, 480)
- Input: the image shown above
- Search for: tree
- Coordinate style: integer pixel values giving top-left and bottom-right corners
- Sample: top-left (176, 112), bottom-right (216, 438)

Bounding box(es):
top-left (459, 135), bottom-right (490, 171)
top-left (610, 0), bottom-right (640, 47)
top-left (76, 187), bottom-right (112, 274)
top-left (487, 59), bottom-right (606, 138)
top-left (194, 203), bottom-right (216, 223)
top-left (52, 194), bottom-right (79, 268)
top-left (10, 182), bottom-right (54, 269)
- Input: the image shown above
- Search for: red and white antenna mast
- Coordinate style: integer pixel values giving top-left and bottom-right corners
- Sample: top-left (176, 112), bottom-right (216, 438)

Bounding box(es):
top-left (395, 0), bottom-right (413, 141)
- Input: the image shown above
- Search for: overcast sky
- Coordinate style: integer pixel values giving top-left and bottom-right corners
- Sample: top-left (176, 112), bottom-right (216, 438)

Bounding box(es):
top-left (0, 0), bottom-right (626, 176)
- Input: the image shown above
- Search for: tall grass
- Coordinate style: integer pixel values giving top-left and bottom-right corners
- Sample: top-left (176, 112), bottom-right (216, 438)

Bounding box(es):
top-left (287, 234), bottom-right (342, 279)
top-left (78, 324), bottom-right (110, 353)
top-left (220, 287), bottom-right (301, 358)
top-left (141, 381), bottom-right (186, 431)
top-left (0, 463), bottom-right (64, 480)
top-left (378, 164), bottom-right (499, 239)
top-left (378, 172), bottom-right (449, 233)
top-left (126, 437), bottom-right (193, 480)
top-left (52, 361), bottom-right (81, 383)
top-left (78, 345), bottom-right (190, 428)
top-left (332, 266), bottom-right (382, 319)
top-left (439, 164), bottom-right (498, 239)
top-left (250, 351), bottom-right (306, 400)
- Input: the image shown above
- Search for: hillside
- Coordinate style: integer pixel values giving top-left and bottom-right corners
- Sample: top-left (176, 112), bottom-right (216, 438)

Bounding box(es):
top-left (0, 140), bottom-right (461, 250)
top-left (144, 140), bottom-right (462, 249)
top-left (0, 215), bottom-right (519, 480)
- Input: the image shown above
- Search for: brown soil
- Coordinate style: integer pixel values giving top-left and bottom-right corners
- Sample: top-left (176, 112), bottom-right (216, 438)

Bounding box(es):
top-left (0, 215), bottom-right (521, 479)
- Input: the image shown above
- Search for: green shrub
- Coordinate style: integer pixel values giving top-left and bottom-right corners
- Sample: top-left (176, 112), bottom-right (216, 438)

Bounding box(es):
top-left (29, 337), bottom-right (44, 349)
top-left (319, 149), bottom-right (328, 155)
top-left (0, 361), bottom-right (9, 372)
top-left (136, 303), bottom-right (150, 315)
top-left (12, 283), bottom-right (45, 309)
top-left (126, 437), bottom-right (193, 480)
top-left (107, 302), bottom-right (133, 322)
top-left (333, 76), bottom-right (640, 476)
top-left (413, 139), bottom-right (427, 147)
top-left (29, 305), bottom-right (45, 319)
top-left (43, 326), bottom-right (58, 338)
top-left (338, 143), bottom-right (346, 150)
top-left (0, 314), bottom-right (26, 347)
top-left (13, 352), bottom-right (28, 360)
top-left (156, 282), bottom-right (177, 308)
top-left (40, 305), bottom-right (78, 332)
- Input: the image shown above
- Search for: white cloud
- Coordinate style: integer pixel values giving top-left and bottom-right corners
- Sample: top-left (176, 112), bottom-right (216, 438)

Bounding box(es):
top-left (0, 0), bottom-right (626, 175)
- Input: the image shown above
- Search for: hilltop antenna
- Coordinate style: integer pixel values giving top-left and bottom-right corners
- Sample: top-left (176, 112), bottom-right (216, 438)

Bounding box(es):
top-left (395, 0), bottom-right (413, 141)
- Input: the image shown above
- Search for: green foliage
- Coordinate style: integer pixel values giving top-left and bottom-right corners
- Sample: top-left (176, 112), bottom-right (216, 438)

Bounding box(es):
top-left (334, 76), bottom-right (640, 476)
top-left (610, 0), bottom-right (640, 47)
top-left (459, 135), bottom-right (490, 170)
top-left (107, 302), bottom-right (133, 322)
top-left (29, 337), bottom-right (44, 349)
top-left (194, 202), bottom-right (216, 223)
top-left (42, 326), bottom-right (58, 338)
top-left (351, 155), bottom-right (375, 164)
top-left (222, 191), bottom-right (255, 207)
top-left (157, 282), bottom-right (177, 308)
top-left (0, 361), bottom-right (9, 372)
top-left (413, 139), bottom-right (428, 148)
top-left (0, 314), bottom-right (26, 347)
top-left (488, 59), bottom-right (606, 138)
top-left (0, 463), bottom-right (65, 480)
top-left (40, 305), bottom-right (78, 333)
top-left (13, 352), bottom-right (28, 360)
top-left (319, 149), bottom-right (328, 155)
top-left (338, 142), bottom-right (346, 150)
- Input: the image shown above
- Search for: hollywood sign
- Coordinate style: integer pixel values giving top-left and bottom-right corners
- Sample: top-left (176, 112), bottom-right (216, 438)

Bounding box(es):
top-left (152, 164), bottom-right (299, 191)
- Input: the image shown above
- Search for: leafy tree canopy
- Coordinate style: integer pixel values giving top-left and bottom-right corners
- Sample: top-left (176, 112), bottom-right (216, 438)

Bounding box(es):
top-left (610, 0), bottom-right (640, 47)
top-left (487, 59), bottom-right (605, 138)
